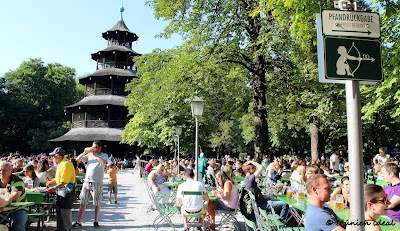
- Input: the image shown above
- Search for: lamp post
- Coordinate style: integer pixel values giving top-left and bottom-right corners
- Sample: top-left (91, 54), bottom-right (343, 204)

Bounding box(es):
top-left (191, 97), bottom-right (205, 181)
top-left (175, 126), bottom-right (182, 174)
top-left (173, 135), bottom-right (178, 163)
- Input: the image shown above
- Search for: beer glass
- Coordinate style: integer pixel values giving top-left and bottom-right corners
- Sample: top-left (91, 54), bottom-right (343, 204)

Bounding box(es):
top-left (286, 187), bottom-right (293, 199)
top-left (297, 186), bottom-right (305, 199)
top-left (335, 194), bottom-right (344, 209)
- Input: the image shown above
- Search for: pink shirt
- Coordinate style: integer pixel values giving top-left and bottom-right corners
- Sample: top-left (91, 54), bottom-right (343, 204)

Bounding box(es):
top-left (143, 163), bottom-right (153, 174)
top-left (222, 181), bottom-right (239, 209)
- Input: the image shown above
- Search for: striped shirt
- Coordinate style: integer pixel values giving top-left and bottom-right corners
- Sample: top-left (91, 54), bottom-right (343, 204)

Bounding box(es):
top-left (2, 174), bottom-right (27, 211)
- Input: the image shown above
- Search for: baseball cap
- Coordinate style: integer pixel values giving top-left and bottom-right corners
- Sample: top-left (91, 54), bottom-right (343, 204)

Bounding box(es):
top-left (49, 147), bottom-right (66, 156)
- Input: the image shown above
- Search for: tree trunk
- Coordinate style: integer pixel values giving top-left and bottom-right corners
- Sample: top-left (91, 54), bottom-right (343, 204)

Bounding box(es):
top-left (309, 116), bottom-right (319, 162)
top-left (252, 59), bottom-right (268, 162)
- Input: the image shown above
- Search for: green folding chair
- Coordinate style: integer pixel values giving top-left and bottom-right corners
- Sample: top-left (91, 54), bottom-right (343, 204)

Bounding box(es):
top-left (181, 191), bottom-right (207, 229)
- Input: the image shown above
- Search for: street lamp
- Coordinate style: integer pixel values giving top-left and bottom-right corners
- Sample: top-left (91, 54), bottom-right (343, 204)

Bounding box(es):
top-left (173, 135), bottom-right (178, 162)
top-left (175, 125), bottom-right (182, 174)
top-left (191, 97), bottom-right (205, 181)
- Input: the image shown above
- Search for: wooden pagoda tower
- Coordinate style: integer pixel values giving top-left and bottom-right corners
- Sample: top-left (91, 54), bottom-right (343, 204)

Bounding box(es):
top-left (50, 7), bottom-right (139, 157)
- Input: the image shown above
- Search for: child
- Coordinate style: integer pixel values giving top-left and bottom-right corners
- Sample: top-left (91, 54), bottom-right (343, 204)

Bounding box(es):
top-left (107, 162), bottom-right (118, 204)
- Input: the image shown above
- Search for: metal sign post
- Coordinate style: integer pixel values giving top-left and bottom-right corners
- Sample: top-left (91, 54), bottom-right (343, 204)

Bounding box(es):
top-left (346, 80), bottom-right (365, 231)
top-left (317, 3), bottom-right (383, 230)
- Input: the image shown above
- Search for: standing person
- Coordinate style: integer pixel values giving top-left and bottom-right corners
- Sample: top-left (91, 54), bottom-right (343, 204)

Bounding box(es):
top-left (198, 153), bottom-right (207, 182)
top-left (373, 147), bottom-right (391, 167)
top-left (107, 163), bottom-right (118, 204)
top-left (206, 160), bottom-right (217, 187)
top-left (381, 162), bottom-right (400, 222)
top-left (46, 147), bottom-right (75, 231)
top-left (304, 174), bottom-right (345, 231)
top-left (73, 141), bottom-right (108, 229)
top-left (107, 154), bottom-right (115, 165)
top-left (330, 149), bottom-right (340, 173)
top-left (0, 161), bottom-right (28, 231)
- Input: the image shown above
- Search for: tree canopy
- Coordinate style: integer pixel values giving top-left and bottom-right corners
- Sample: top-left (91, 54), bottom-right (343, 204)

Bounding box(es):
top-left (1, 58), bottom-right (81, 153)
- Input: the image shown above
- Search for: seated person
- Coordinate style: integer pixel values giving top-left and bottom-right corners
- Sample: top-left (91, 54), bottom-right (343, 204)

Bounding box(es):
top-left (381, 162), bottom-right (400, 222)
top-left (176, 169), bottom-right (209, 231)
top-left (268, 162), bottom-right (283, 183)
top-left (0, 161), bottom-right (28, 231)
top-left (148, 164), bottom-right (170, 205)
top-left (35, 159), bottom-right (51, 184)
top-left (320, 162), bottom-right (340, 180)
top-left (364, 184), bottom-right (391, 231)
top-left (342, 162), bottom-right (350, 177)
top-left (22, 165), bottom-right (40, 188)
top-left (207, 171), bottom-right (239, 230)
top-left (330, 176), bottom-right (350, 208)
top-left (305, 174), bottom-right (345, 231)
top-left (234, 160), bottom-right (245, 177)
top-left (143, 159), bottom-right (154, 175)
top-left (242, 161), bottom-right (289, 223)
top-left (12, 158), bottom-right (24, 176)
top-left (223, 164), bottom-right (234, 178)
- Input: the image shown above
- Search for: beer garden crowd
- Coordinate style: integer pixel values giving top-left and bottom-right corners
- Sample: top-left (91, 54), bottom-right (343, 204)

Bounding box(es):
top-left (0, 144), bottom-right (400, 231)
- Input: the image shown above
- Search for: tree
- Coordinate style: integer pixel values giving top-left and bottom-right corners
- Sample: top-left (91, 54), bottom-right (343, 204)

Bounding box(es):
top-left (146, 0), bottom-right (285, 161)
top-left (122, 48), bottom-right (252, 156)
top-left (2, 58), bottom-right (79, 153)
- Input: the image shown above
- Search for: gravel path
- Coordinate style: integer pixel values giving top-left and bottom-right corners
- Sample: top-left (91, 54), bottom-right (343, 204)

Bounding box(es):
top-left (38, 168), bottom-right (246, 231)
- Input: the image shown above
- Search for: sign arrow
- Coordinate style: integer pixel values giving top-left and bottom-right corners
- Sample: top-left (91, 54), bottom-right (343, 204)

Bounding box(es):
top-left (332, 29), bottom-right (372, 35)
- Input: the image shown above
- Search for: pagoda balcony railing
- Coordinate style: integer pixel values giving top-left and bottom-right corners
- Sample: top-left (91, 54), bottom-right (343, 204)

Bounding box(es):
top-left (72, 120), bottom-right (127, 128)
top-left (97, 62), bottom-right (133, 70)
top-left (85, 88), bottom-right (126, 97)
top-left (108, 41), bottom-right (132, 48)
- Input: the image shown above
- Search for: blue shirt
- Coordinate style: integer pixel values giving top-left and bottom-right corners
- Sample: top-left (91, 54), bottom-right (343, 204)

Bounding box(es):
top-left (305, 203), bottom-right (340, 231)
top-left (198, 157), bottom-right (207, 173)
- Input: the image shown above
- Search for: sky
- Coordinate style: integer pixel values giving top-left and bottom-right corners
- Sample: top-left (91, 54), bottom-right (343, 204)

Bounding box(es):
top-left (0, 0), bottom-right (182, 78)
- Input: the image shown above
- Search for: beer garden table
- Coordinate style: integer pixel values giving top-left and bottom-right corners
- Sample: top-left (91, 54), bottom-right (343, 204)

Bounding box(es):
top-left (0, 201), bottom-right (34, 223)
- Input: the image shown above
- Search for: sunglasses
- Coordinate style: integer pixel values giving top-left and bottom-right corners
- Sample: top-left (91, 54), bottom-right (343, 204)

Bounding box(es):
top-left (373, 197), bottom-right (390, 204)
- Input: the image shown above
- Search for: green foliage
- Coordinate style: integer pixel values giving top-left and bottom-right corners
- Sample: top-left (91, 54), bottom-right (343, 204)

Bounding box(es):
top-left (122, 47), bottom-right (252, 156)
top-left (1, 58), bottom-right (79, 153)
top-left (27, 121), bottom-right (71, 152)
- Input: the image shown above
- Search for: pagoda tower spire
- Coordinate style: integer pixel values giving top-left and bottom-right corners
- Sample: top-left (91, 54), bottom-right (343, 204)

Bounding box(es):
top-left (120, 4), bottom-right (124, 21)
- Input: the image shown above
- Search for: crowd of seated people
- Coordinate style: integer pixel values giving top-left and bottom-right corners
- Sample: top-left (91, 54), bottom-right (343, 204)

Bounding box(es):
top-left (134, 146), bottom-right (400, 230)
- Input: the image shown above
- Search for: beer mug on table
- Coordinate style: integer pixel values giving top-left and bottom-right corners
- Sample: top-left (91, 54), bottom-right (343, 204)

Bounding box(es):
top-left (286, 187), bottom-right (293, 199)
top-left (297, 186), bottom-right (305, 199)
top-left (335, 194), bottom-right (344, 209)
top-left (28, 179), bottom-right (34, 189)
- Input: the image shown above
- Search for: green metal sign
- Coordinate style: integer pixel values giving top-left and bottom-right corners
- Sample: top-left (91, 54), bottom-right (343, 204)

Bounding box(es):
top-left (324, 36), bottom-right (383, 81)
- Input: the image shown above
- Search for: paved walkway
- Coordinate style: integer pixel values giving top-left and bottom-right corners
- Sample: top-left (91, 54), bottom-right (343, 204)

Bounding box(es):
top-left (40, 168), bottom-right (245, 231)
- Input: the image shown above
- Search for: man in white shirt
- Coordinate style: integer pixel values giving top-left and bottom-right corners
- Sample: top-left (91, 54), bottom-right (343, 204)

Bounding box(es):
top-left (330, 149), bottom-right (340, 173)
top-left (176, 168), bottom-right (209, 231)
top-left (73, 141), bottom-right (108, 229)
top-left (373, 147), bottom-right (391, 167)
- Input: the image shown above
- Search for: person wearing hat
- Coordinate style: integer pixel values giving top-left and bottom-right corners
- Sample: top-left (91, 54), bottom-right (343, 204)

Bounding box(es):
top-left (73, 141), bottom-right (108, 229)
top-left (46, 147), bottom-right (75, 231)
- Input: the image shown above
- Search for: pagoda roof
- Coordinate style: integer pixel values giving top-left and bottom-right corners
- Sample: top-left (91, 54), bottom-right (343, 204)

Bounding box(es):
top-left (102, 45), bottom-right (139, 54)
top-left (102, 20), bottom-right (139, 42)
top-left (49, 128), bottom-right (123, 142)
top-left (65, 95), bottom-right (126, 108)
top-left (79, 68), bottom-right (138, 81)
top-left (91, 45), bottom-right (140, 60)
